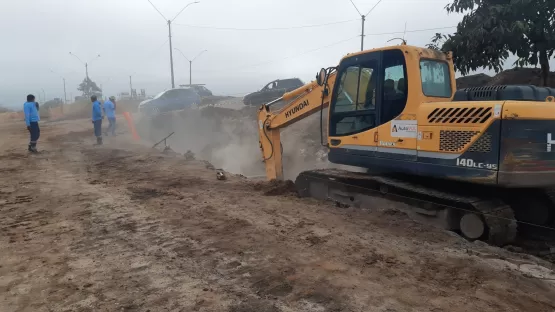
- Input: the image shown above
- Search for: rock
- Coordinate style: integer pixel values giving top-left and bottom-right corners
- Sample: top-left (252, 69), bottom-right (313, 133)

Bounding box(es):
top-left (216, 170), bottom-right (227, 180)
top-left (184, 150), bottom-right (195, 160)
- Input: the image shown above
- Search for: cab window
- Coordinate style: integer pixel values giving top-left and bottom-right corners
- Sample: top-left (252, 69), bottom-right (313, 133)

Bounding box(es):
top-left (333, 61), bottom-right (378, 113)
top-left (330, 58), bottom-right (379, 136)
top-left (420, 60), bottom-right (452, 97)
top-left (381, 49), bottom-right (408, 123)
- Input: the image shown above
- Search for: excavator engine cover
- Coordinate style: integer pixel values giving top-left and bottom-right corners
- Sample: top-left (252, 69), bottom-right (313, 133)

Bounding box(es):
top-left (454, 85), bottom-right (555, 102)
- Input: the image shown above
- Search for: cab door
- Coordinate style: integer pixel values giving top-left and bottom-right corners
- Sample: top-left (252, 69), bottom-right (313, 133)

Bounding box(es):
top-left (328, 51), bottom-right (381, 161)
top-left (376, 49), bottom-right (416, 161)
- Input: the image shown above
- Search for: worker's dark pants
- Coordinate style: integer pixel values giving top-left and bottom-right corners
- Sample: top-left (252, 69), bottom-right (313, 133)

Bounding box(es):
top-left (106, 118), bottom-right (116, 135)
top-left (29, 122), bottom-right (40, 148)
top-left (93, 120), bottom-right (102, 138)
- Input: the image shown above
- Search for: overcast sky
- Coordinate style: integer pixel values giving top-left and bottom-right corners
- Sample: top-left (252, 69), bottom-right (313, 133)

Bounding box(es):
top-left (0, 0), bottom-right (550, 109)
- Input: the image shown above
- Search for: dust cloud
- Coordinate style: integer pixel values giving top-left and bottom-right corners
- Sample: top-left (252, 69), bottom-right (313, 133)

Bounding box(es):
top-left (134, 102), bottom-right (359, 180)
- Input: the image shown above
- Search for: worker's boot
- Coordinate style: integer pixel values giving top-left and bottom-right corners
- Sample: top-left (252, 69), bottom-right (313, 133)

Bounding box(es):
top-left (28, 143), bottom-right (38, 153)
top-left (94, 137), bottom-right (103, 146)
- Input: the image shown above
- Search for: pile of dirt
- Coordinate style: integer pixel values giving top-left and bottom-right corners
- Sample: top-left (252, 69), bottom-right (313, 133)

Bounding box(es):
top-left (253, 179), bottom-right (297, 196)
top-left (200, 95), bottom-right (235, 107)
top-left (456, 73), bottom-right (493, 89)
top-left (198, 105), bottom-right (247, 121)
top-left (135, 100), bottom-right (338, 180)
top-left (456, 68), bottom-right (555, 89)
top-left (136, 104), bottom-right (265, 177)
top-left (50, 100), bottom-right (92, 121)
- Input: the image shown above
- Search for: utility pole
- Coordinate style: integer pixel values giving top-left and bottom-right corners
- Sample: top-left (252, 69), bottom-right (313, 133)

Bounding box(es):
top-left (348, 0), bottom-right (383, 51)
top-left (174, 48), bottom-right (207, 86)
top-left (146, 0), bottom-right (199, 88)
top-left (129, 75), bottom-right (133, 98)
top-left (62, 78), bottom-right (67, 112)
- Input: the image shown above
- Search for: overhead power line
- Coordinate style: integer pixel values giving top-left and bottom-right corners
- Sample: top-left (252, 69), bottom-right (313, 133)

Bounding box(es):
top-left (193, 25), bottom-right (457, 75)
top-left (173, 19), bottom-right (359, 31)
top-left (366, 25), bottom-right (457, 36)
top-left (137, 36), bottom-right (354, 77)
top-left (347, 0), bottom-right (384, 50)
top-left (130, 24), bottom-right (457, 80)
top-left (197, 35), bottom-right (360, 74)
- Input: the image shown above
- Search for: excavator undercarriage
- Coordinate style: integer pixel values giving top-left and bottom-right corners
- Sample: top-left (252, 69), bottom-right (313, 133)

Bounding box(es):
top-left (296, 169), bottom-right (555, 248)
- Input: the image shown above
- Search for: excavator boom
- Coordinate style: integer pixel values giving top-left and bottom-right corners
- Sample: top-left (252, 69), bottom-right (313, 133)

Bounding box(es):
top-left (258, 69), bottom-right (336, 180)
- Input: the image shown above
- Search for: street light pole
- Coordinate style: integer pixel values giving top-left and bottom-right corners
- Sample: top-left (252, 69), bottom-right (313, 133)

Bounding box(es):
top-left (168, 20), bottom-right (175, 88)
top-left (62, 78), bottom-right (67, 105)
top-left (146, 0), bottom-right (199, 88)
top-left (361, 15), bottom-right (365, 51)
top-left (174, 48), bottom-right (207, 86)
top-left (69, 52), bottom-right (101, 78)
top-left (348, 0), bottom-right (383, 51)
top-left (50, 69), bottom-right (67, 105)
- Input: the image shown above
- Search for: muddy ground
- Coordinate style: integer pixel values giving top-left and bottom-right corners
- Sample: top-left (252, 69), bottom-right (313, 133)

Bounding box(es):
top-left (1, 119), bottom-right (555, 312)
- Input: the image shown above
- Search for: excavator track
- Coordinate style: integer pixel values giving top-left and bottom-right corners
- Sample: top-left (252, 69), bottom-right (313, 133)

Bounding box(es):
top-left (295, 169), bottom-right (523, 246)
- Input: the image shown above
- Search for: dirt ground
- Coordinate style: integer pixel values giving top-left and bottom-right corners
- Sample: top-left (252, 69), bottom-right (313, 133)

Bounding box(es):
top-left (1, 119), bottom-right (555, 312)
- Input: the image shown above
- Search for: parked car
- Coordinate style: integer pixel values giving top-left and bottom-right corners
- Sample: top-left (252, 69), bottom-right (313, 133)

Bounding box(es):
top-left (243, 78), bottom-right (304, 106)
top-left (179, 84), bottom-right (213, 97)
top-left (138, 88), bottom-right (201, 116)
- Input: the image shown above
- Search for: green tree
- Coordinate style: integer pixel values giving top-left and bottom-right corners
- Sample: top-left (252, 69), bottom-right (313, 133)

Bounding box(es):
top-left (428, 0), bottom-right (555, 86)
top-left (78, 77), bottom-right (102, 97)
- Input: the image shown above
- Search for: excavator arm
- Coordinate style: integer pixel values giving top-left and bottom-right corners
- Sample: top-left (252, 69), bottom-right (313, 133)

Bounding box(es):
top-left (258, 68), bottom-right (337, 180)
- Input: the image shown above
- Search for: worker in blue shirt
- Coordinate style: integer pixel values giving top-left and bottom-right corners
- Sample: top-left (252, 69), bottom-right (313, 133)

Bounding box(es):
top-left (103, 96), bottom-right (116, 136)
top-left (91, 95), bottom-right (103, 145)
top-left (24, 94), bottom-right (41, 153)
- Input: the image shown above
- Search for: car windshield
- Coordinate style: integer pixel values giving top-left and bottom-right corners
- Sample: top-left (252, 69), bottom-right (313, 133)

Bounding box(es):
top-left (153, 89), bottom-right (197, 100)
top-left (153, 90), bottom-right (167, 99)
top-left (279, 79), bottom-right (302, 89)
top-left (175, 89), bottom-right (197, 98)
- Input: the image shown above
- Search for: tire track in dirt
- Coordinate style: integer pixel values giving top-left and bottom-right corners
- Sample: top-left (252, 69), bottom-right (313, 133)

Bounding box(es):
top-left (0, 121), bottom-right (554, 312)
top-left (73, 142), bottom-right (555, 312)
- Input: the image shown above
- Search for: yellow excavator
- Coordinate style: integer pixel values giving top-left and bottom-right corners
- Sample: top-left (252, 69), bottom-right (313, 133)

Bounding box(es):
top-left (258, 43), bottom-right (555, 246)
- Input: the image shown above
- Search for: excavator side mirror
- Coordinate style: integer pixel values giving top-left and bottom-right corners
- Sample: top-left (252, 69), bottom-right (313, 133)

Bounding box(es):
top-left (316, 68), bottom-right (326, 86)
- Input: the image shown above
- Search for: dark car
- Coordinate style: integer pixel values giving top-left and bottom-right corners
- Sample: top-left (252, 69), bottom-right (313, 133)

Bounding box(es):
top-left (243, 78), bottom-right (304, 106)
top-left (138, 88), bottom-right (201, 116)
